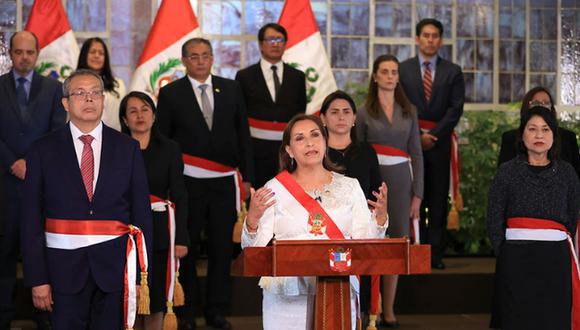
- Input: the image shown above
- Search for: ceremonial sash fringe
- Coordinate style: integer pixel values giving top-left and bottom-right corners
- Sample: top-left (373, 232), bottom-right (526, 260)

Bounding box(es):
top-left (248, 117), bottom-right (286, 141)
top-left (506, 217), bottom-right (580, 330)
top-left (44, 218), bottom-right (149, 330)
top-left (418, 120), bottom-right (462, 229)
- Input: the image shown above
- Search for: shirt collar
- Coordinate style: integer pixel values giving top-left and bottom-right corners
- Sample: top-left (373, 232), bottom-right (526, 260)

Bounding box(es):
top-left (418, 53), bottom-right (438, 69)
top-left (187, 74), bottom-right (212, 90)
top-left (260, 58), bottom-right (283, 72)
top-left (70, 121), bottom-right (103, 143)
top-left (13, 70), bottom-right (34, 84)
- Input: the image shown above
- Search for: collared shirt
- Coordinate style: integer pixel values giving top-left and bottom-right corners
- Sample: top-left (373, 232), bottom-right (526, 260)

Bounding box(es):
top-left (187, 74), bottom-right (214, 112)
top-left (70, 121), bottom-right (103, 194)
top-left (260, 58), bottom-right (284, 102)
top-left (12, 70), bottom-right (34, 98)
top-left (418, 53), bottom-right (438, 83)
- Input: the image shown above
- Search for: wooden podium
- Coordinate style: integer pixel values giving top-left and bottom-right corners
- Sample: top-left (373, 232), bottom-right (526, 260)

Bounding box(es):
top-left (233, 238), bottom-right (430, 330)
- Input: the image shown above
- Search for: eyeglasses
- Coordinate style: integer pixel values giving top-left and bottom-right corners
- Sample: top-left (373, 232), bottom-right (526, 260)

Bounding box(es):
top-left (185, 53), bottom-right (212, 62)
top-left (67, 90), bottom-right (104, 100)
top-left (528, 100), bottom-right (552, 109)
top-left (263, 37), bottom-right (285, 45)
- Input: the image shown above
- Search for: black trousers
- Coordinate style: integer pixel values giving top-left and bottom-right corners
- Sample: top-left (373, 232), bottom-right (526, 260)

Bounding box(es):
top-left (419, 137), bottom-right (451, 264)
top-left (177, 176), bottom-right (236, 322)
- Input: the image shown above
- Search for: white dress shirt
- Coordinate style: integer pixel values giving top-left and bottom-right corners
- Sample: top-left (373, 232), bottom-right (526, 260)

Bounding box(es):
top-left (260, 58), bottom-right (284, 102)
top-left (188, 74), bottom-right (214, 111)
top-left (70, 121), bottom-right (103, 194)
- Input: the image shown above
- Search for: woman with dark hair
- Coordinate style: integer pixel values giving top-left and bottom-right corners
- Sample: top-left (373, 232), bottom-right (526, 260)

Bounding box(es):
top-left (498, 86), bottom-right (580, 178)
top-left (319, 90), bottom-right (383, 323)
top-left (488, 106), bottom-right (580, 329)
top-left (356, 54), bottom-right (423, 327)
top-left (241, 114), bottom-right (388, 330)
top-left (78, 37), bottom-right (126, 130)
top-left (119, 91), bottom-right (189, 330)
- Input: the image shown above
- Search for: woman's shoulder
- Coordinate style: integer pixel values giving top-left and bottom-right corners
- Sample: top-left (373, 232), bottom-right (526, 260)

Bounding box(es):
top-left (154, 134), bottom-right (182, 154)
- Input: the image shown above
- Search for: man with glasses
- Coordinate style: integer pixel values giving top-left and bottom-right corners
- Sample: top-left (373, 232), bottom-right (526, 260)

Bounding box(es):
top-left (236, 23), bottom-right (307, 188)
top-left (20, 69), bottom-right (152, 329)
top-left (157, 38), bottom-right (254, 330)
top-left (0, 31), bottom-right (66, 329)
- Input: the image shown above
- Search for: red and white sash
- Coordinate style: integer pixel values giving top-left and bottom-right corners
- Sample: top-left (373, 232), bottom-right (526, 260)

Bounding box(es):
top-left (150, 195), bottom-right (179, 308)
top-left (419, 120), bottom-right (461, 210)
top-left (248, 118), bottom-right (286, 141)
top-left (45, 218), bottom-right (148, 330)
top-left (506, 217), bottom-right (580, 330)
top-left (182, 154), bottom-right (246, 212)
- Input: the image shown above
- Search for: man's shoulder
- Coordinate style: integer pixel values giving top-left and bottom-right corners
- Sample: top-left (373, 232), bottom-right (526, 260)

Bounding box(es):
top-left (236, 63), bottom-right (260, 79)
top-left (159, 76), bottom-right (189, 94)
top-left (103, 125), bottom-right (138, 147)
top-left (400, 56), bottom-right (419, 68)
top-left (437, 57), bottom-right (463, 73)
top-left (283, 63), bottom-right (306, 77)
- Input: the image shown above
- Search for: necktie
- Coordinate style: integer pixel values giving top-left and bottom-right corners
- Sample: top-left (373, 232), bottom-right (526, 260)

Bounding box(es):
top-left (79, 135), bottom-right (95, 201)
top-left (422, 62), bottom-right (432, 102)
top-left (271, 65), bottom-right (281, 102)
top-left (16, 77), bottom-right (28, 117)
top-left (198, 84), bottom-right (213, 130)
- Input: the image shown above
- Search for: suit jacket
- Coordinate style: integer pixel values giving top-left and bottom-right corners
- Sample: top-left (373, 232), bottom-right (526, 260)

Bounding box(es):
top-left (0, 70), bottom-right (66, 172)
top-left (498, 127), bottom-right (580, 179)
top-left (235, 62), bottom-right (306, 158)
top-left (20, 124), bottom-right (152, 294)
top-left (156, 75), bottom-right (254, 191)
top-left (399, 56), bottom-right (465, 140)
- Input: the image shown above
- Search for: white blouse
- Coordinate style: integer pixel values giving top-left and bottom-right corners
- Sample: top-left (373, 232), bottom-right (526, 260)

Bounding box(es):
top-left (101, 78), bottom-right (126, 131)
top-left (242, 172), bottom-right (387, 295)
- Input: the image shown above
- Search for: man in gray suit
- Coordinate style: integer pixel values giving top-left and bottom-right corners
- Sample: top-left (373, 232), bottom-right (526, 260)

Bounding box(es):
top-left (399, 18), bottom-right (465, 270)
top-left (0, 31), bottom-right (66, 329)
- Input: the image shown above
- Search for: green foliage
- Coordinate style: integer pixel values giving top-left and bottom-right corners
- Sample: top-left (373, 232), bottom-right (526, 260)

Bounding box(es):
top-left (346, 83), bottom-right (580, 255)
top-left (149, 58), bottom-right (182, 92)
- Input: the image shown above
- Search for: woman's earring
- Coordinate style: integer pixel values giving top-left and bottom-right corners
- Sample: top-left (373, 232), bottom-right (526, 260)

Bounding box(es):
top-left (291, 157), bottom-right (295, 168)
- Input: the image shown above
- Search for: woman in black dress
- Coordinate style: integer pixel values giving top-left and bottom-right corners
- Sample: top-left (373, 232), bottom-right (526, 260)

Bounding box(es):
top-left (120, 91), bottom-right (189, 330)
top-left (487, 106), bottom-right (580, 330)
top-left (320, 90), bottom-right (390, 327)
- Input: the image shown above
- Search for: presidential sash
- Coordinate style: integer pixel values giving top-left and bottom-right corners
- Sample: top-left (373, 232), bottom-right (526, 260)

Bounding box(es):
top-left (506, 217), bottom-right (580, 330)
top-left (45, 218), bottom-right (149, 330)
top-left (248, 117), bottom-right (286, 141)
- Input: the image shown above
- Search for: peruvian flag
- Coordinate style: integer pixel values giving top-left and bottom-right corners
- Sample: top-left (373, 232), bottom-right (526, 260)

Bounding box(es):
top-left (25, 0), bottom-right (79, 81)
top-left (279, 0), bottom-right (337, 114)
top-left (129, 0), bottom-right (200, 98)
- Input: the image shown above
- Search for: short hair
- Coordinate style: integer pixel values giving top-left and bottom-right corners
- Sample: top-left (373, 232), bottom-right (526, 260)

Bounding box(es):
top-left (517, 106), bottom-right (559, 160)
top-left (416, 18), bottom-right (444, 37)
top-left (279, 114), bottom-right (341, 173)
top-left (119, 91), bottom-right (160, 138)
top-left (9, 31), bottom-right (39, 52)
top-left (62, 69), bottom-right (104, 97)
top-left (181, 38), bottom-right (213, 57)
top-left (258, 23), bottom-right (288, 42)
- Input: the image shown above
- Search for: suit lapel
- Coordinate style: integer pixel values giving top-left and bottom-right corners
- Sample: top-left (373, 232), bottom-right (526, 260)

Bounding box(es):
top-left (25, 72), bottom-right (43, 121)
top-left (93, 126), bottom-right (113, 200)
top-left (59, 124), bottom-right (91, 204)
top-left (255, 64), bottom-right (275, 104)
top-left (210, 75), bottom-right (222, 134)
top-left (412, 57), bottom-right (428, 109)
top-left (431, 57), bottom-right (445, 100)
top-left (183, 77), bottom-right (211, 132)
top-left (1, 72), bottom-right (25, 126)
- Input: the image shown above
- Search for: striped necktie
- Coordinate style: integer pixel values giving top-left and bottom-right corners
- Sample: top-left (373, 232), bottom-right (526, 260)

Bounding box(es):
top-left (423, 62), bottom-right (432, 102)
top-left (79, 135), bottom-right (95, 201)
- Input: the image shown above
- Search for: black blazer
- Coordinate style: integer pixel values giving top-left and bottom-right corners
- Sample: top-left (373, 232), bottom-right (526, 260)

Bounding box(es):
top-left (156, 75), bottom-right (254, 187)
top-left (399, 56), bottom-right (465, 140)
top-left (498, 127), bottom-right (580, 179)
top-left (235, 62), bottom-right (306, 158)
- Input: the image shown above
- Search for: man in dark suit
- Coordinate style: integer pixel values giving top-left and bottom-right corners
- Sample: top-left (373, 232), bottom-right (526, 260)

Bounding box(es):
top-left (20, 69), bottom-right (152, 329)
top-left (0, 31), bottom-right (66, 329)
top-left (157, 38), bottom-right (254, 330)
top-left (399, 18), bottom-right (465, 270)
top-left (236, 23), bottom-right (307, 188)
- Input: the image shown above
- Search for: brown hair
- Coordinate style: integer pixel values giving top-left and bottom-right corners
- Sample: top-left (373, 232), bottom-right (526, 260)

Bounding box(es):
top-left (364, 54), bottom-right (414, 119)
top-left (279, 114), bottom-right (342, 173)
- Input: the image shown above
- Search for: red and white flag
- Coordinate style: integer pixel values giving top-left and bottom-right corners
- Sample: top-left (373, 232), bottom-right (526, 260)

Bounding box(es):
top-left (25, 0), bottom-right (79, 81)
top-left (279, 0), bottom-right (337, 114)
top-left (129, 0), bottom-right (201, 98)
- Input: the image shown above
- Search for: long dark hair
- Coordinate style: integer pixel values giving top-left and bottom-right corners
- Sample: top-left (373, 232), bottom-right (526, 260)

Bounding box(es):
top-left (77, 37), bottom-right (119, 97)
top-left (365, 54), bottom-right (414, 119)
top-left (517, 105), bottom-right (559, 161)
top-left (279, 114), bottom-right (342, 173)
top-left (119, 91), bottom-right (160, 139)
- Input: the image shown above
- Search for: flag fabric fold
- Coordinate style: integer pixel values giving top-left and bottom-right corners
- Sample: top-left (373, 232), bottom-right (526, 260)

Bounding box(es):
top-left (129, 0), bottom-right (201, 98)
top-left (25, 0), bottom-right (79, 81)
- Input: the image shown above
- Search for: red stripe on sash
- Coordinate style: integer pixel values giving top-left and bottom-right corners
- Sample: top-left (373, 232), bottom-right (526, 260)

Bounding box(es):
top-left (182, 154), bottom-right (234, 173)
top-left (371, 144), bottom-right (410, 158)
top-left (248, 118), bottom-right (287, 131)
top-left (275, 171), bottom-right (345, 239)
top-left (45, 218), bottom-right (129, 235)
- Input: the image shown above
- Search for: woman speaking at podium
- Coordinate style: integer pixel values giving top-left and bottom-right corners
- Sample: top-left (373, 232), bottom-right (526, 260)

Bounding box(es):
top-left (241, 114), bottom-right (388, 330)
